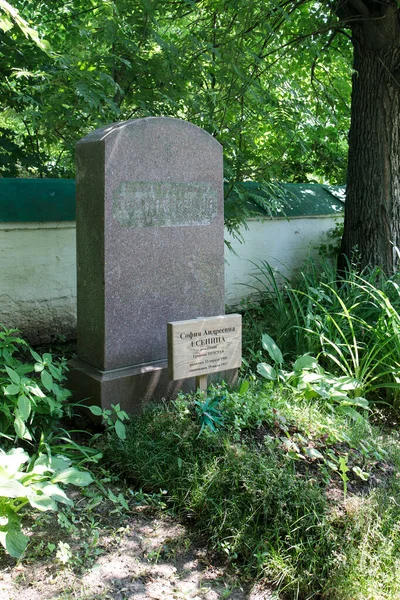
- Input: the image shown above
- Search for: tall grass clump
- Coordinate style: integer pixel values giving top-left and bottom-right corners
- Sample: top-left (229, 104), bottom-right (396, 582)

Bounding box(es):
top-left (241, 258), bottom-right (400, 407)
top-left (240, 258), bottom-right (337, 361)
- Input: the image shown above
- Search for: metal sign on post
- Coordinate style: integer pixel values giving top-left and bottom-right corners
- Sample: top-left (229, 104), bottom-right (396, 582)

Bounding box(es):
top-left (167, 314), bottom-right (242, 390)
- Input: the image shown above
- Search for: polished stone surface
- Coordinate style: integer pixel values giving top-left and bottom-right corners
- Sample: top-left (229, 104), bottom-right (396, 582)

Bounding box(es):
top-left (73, 117), bottom-right (226, 410)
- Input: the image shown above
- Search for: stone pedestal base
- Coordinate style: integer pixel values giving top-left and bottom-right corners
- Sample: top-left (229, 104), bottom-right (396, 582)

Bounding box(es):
top-left (67, 358), bottom-right (238, 415)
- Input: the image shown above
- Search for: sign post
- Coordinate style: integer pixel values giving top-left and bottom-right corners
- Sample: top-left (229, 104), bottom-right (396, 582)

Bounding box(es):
top-left (167, 314), bottom-right (242, 390)
top-left (195, 374), bottom-right (208, 392)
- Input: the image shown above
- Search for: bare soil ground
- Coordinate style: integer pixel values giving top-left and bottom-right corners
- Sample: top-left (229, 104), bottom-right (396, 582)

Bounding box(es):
top-left (0, 490), bottom-right (274, 600)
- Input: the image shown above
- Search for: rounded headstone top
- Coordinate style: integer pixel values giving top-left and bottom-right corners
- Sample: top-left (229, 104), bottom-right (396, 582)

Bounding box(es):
top-left (77, 116), bottom-right (221, 148)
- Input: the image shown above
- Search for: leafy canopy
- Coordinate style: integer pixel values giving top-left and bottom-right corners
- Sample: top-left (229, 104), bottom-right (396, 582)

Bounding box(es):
top-left (0, 1), bottom-right (351, 225)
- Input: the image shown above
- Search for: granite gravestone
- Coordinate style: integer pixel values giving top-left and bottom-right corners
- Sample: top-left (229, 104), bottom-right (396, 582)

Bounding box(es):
top-left (69, 117), bottom-right (231, 412)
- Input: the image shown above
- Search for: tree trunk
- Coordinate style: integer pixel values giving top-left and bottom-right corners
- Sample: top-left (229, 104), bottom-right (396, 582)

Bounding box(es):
top-left (337, 2), bottom-right (400, 274)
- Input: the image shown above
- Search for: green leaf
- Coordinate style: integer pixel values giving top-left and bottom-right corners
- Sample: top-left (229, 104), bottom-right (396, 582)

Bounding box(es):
top-left (35, 454), bottom-right (71, 472)
top-left (26, 384), bottom-right (45, 398)
top-left (326, 460), bottom-right (338, 471)
top-left (88, 405), bottom-right (103, 416)
top-left (0, 14), bottom-right (13, 33)
top-left (17, 395), bottom-right (31, 421)
top-left (30, 350), bottom-right (42, 363)
top-left (5, 366), bottom-right (20, 384)
top-left (4, 384), bottom-right (20, 396)
top-left (0, 479), bottom-right (27, 498)
top-left (32, 482), bottom-right (73, 506)
top-left (293, 355), bottom-right (318, 371)
top-left (2, 348), bottom-right (11, 364)
top-left (114, 420), bottom-right (126, 440)
top-left (301, 372), bottom-right (324, 384)
top-left (305, 447), bottom-right (324, 460)
top-left (239, 379), bottom-right (250, 394)
top-left (7, 527), bottom-right (28, 558)
top-left (338, 406), bottom-right (365, 422)
top-left (28, 493), bottom-right (58, 511)
top-left (352, 466), bottom-right (369, 480)
top-left (52, 468), bottom-right (93, 487)
top-left (257, 362), bottom-right (277, 381)
top-left (107, 488), bottom-right (118, 502)
top-left (341, 396), bottom-right (369, 410)
top-left (41, 370), bottom-right (53, 392)
top-left (333, 376), bottom-right (360, 391)
top-left (117, 493), bottom-right (129, 510)
top-left (0, 517), bottom-right (28, 558)
top-left (261, 334), bottom-right (283, 365)
top-left (339, 456), bottom-right (350, 476)
top-left (48, 363), bottom-right (62, 380)
top-left (14, 413), bottom-right (32, 440)
top-left (15, 364), bottom-right (33, 376)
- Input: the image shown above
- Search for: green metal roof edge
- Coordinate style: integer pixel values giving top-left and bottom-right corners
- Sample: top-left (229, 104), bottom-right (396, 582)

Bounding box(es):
top-left (226, 182), bottom-right (345, 218)
top-left (0, 178), bottom-right (76, 222)
top-left (0, 178), bottom-right (345, 223)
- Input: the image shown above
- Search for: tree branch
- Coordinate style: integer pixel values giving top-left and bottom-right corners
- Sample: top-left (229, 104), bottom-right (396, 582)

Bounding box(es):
top-left (311, 29), bottom-right (338, 92)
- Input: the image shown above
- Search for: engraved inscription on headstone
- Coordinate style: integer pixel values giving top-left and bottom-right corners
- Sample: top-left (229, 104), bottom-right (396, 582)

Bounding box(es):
top-left (168, 314), bottom-right (242, 381)
top-left (113, 181), bottom-right (217, 228)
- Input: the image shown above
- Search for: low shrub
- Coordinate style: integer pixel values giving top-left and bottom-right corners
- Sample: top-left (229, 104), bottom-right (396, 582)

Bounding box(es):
top-left (0, 326), bottom-right (97, 558)
top-left (0, 448), bottom-right (93, 558)
top-left (0, 326), bottom-right (72, 444)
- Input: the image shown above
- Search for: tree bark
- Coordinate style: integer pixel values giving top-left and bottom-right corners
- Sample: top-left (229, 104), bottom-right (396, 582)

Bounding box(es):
top-left (337, 1), bottom-right (400, 274)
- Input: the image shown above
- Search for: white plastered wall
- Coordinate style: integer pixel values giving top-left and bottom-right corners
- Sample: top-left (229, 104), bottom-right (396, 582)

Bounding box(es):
top-left (0, 222), bottom-right (77, 343)
top-left (224, 215), bottom-right (342, 306)
top-left (0, 215), bottom-right (342, 342)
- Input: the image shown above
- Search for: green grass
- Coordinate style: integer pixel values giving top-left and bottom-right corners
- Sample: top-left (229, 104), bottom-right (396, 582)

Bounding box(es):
top-left (325, 471), bottom-right (400, 599)
top-left (106, 383), bottom-right (400, 599)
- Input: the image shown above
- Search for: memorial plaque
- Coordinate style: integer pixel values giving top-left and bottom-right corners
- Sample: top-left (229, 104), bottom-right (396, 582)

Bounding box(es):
top-left (168, 314), bottom-right (242, 381)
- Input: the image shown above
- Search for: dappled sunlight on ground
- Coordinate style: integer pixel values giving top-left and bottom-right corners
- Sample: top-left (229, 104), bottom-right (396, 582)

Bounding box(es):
top-left (0, 510), bottom-right (276, 599)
